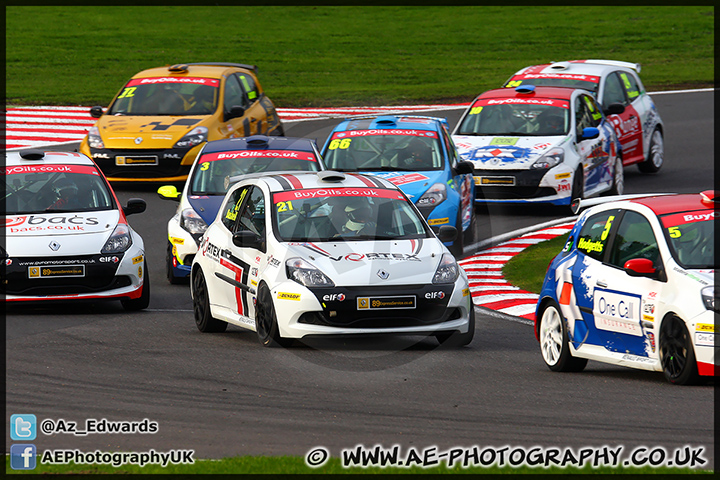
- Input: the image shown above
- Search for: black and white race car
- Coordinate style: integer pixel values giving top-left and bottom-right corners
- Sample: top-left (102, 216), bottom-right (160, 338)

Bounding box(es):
top-left (190, 170), bottom-right (474, 347)
top-left (3, 150), bottom-right (149, 310)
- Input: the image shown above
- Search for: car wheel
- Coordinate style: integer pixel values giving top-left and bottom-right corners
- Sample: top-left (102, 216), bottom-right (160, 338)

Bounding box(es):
top-left (255, 283), bottom-right (292, 347)
top-left (448, 208), bottom-right (465, 259)
top-left (435, 305), bottom-right (475, 347)
top-left (566, 167), bottom-right (584, 214)
top-left (659, 315), bottom-right (700, 385)
top-left (538, 300), bottom-right (587, 372)
top-left (166, 241), bottom-right (186, 285)
top-left (638, 129), bottom-right (664, 173)
top-left (192, 268), bottom-right (227, 333)
top-left (121, 260), bottom-right (151, 311)
top-left (606, 155), bottom-right (624, 196)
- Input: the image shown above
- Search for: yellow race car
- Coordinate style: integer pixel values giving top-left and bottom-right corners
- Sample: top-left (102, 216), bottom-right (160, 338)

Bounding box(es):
top-left (79, 63), bottom-right (284, 183)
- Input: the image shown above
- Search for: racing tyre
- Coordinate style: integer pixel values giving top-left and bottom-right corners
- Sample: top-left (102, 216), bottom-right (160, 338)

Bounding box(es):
top-left (449, 209), bottom-right (465, 259)
top-left (605, 155), bottom-right (624, 196)
top-left (121, 260), bottom-right (151, 311)
top-left (192, 268), bottom-right (227, 333)
top-left (538, 300), bottom-right (587, 372)
top-left (255, 283), bottom-right (292, 347)
top-left (567, 167), bottom-right (584, 214)
top-left (166, 241), bottom-right (187, 285)
top-left (638, 129), bottom-right (664, 173)
top-left (435, 305), bottom-right (475, 347)
top-left (659, 315), bottom-right (700, 385)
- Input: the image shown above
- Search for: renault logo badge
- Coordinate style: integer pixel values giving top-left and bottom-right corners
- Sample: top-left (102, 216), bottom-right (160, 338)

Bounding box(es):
top-left (134, 137), bottom-right (143, 145)
top-left (49, 241), bottom-right (60, 251)
top-left (377, 269), bottom-right (389, 279)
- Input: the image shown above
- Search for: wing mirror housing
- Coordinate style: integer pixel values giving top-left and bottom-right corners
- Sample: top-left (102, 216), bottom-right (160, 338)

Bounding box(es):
top-left (232, 230), bottom-right (263, 250)
top-left (579, 127), bottom-right (600, 141)
top-left (90, 106), bottom-right (104, 118)
top-left (437, 225), bottom-right (458, 243)
top-left (225, 105), bottom-right (246, 121)
top-left (123, 198), bottom-right (147, 216)
top-left (454, 161), bottom-right (474, 175)
top-left (157, 185), bottom-right (181, 202)
top-left (624, 258), bottom-right (664, 281)
top-left (603, 103), bottom-right (626, 116)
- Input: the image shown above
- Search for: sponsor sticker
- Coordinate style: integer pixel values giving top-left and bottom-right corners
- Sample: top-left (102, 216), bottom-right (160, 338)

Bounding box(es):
top-left (116, 156), bottom-right (158, 166)
top-left (593, 289), bottom-right (642, 336)
top-left (169, 237), bottom-right (185, 245)
top-left (489, 137), bottom-right (519, 146)
top-left (555, 172), bottom-right (572, 180)
top-left (28, 265), bottom-right (84, 278)
top-left (357, 296), bottom-right (416, 310)
top-left (696, 323), bottom-right (714, 332)
top-left (695, 332), bottom-right (714, 347)
top-left (277, 292), bottom-right (301, 301)
top-left (428, 217), bottom-right (449, 226)
top-left (481, 177), bottom-right (515, 185)
top-left (132, 255), bottom-right (143, 265)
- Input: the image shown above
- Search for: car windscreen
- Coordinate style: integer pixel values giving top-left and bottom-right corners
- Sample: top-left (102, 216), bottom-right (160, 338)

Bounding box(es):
top-left (190, 150), bottom-right (321, 195)
top-left (456, 98), bottom-right (570, 136)
top-left (3, 165), bottom-right (115, 214)
top-left (505, 74), bottom-right (599, 93)
top-left (272, 187), bottom-right (432, 242)
top-left (323, 130), bottom-right (444, 172)
top-left (108, 77), bottom-right (220, 116)
top-left (660, 210), bottom-right (716, 269)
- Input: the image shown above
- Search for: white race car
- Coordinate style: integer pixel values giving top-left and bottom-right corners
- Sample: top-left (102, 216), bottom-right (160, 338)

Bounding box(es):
top-left (452, 85), bottom-right (623, 209)
top-left (190, 170), bottom-right (474, 347)
top-left (3, 150), bottom-right (149, 309)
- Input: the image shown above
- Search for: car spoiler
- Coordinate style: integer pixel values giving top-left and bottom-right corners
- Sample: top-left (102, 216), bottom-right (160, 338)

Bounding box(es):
top-left (169, 62), bottom-right (258, 73)
top-left (570, 193), bottom-right (676, 215)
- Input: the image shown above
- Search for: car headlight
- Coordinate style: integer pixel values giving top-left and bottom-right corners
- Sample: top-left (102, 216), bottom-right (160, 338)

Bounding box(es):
top-left (174, 126), bottom-right (208, 149)
top-left (88, 125), bottom-right (105, 149)
top-left (286, 257), bottom-right (335, 287)
top-left (417, 183), bottom-right (447, 207)
top-left (180, 208), bottom-right (208, 244)
top-left (101, 224), bottom-right (132, 253)
top-left (432, 253), bottom-right (459, 284)
top-left (701, 286), bottom-right (718, 312)
top-left (531, 147), bottom-right (564, 169)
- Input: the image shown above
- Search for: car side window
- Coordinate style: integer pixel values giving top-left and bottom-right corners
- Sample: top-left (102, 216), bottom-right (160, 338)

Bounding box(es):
top-left (602, 73), bottom-right (628, 108)
top-left (441, 125), bottom-right (458, 168)
top-left (223, 75), bottom-right (247, 112)
top-left (234, 186), bottom-right (266, 243)
top-left (236, 73), bottom-right (259, 104)
top-left (619, 72), bottom-right (641, 102)
top-left (575, 95), bottom-right (602, 132)
top-left (576, 210), bottom-right (619, 261)
top-left (609, 210), bottom-right (660, 268)
top-left (222, 187), bottom-right (250, 230)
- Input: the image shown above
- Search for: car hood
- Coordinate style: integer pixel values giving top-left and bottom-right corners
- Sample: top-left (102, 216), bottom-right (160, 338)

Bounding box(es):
top-left (187, 195), bottom-right (226, 226)
top-left (4, 211), bottom-right (120, 255)
top-left (452, 135), bottom-right (565, 170)
top-left (95, 115), bottom-right (208, 148)
top-left (358, 169), bottom-right (447, 201)
top-left (284, 239), bottom-right (447, 286)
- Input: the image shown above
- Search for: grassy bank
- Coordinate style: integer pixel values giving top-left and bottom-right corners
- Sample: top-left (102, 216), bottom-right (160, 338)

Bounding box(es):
top-left (6, 6), bottom-right (714, 107)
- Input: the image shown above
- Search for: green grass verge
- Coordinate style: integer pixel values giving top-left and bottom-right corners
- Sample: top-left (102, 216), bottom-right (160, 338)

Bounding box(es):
top-left (502, 233), bottom-right (570, 293)
top-left (6, 6), bottom-right (714, 107)
top-left (5, 455), bottom-right (712, 474)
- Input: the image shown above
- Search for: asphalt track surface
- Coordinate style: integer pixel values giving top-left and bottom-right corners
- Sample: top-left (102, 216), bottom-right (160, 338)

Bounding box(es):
top-left (5, 91), bottom-right (716, 470)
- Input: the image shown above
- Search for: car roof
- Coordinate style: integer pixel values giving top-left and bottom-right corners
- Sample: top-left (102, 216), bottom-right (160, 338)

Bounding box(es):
top-left (475, 85), bottom-right (580, 102)
top-left (233, 170), bottom-right (400, 194)
top-left (132, 62), bottom-right (257, 79)
top-left (513, 59), bottom-right (641, 77)
top-left (203, 135), bottom-right (317, 154)
top-left (6, 149), bottom-right (96, 167)
top-left (330, 115), bottom-right (447, 132)
top-left (629, 191), bottom-right (716, 216)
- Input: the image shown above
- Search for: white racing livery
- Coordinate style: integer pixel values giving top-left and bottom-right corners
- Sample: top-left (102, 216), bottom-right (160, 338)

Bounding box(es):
top-left (190, 170), bottom-right (474, 347)
top-left (3, 150), bottom-right (149, 310)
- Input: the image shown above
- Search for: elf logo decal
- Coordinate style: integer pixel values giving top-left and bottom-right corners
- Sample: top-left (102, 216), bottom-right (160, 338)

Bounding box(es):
top-left (99, 256), bottom-right (120, 263)
top-left (425, 291), bottom-right (446, 299)
top-left (322, 293), bottom-right (346, 302)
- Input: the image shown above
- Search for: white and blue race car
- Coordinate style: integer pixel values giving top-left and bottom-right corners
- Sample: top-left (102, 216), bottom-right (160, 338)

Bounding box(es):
top-left (452, 85), bottom-right (623, 209)
top-left (535, 191), bottom-right (716, 385)
top-left (190, 170), bottom-right (474, 347)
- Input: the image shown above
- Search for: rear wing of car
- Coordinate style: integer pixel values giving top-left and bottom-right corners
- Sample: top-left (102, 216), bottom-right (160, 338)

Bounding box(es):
top-left (574, 59), bottom-right (641, 73)
top-left (169, 62), bottom-right (258, 74)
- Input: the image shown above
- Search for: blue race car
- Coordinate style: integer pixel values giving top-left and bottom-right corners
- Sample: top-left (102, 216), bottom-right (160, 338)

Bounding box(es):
top-left (321, 115), bottom-right (475, 258)
top-left (158, 135), bottom-right (324, 283)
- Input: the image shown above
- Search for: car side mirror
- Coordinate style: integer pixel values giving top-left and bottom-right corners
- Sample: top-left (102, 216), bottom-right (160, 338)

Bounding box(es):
top-left (454, 161), bottom-right (474, 175)
top-left (603, 103), bottom-right (626, 116)
top-left (123, 198), bottom-right (147, 216)
top-left (225, 105), bottom-right (245, 121)
top-left (438, 225), bottom-right (458, 243)
top-left (157, 185), bottom-right (181, 202)
top-left (579, 127), bottom-right (600, 141)
top-left (90, 106), bottom-right (104, 118)
top-left (232, 230), bottom-right (262, 249)
top-left (624, 258), bottom-right (659, 279)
